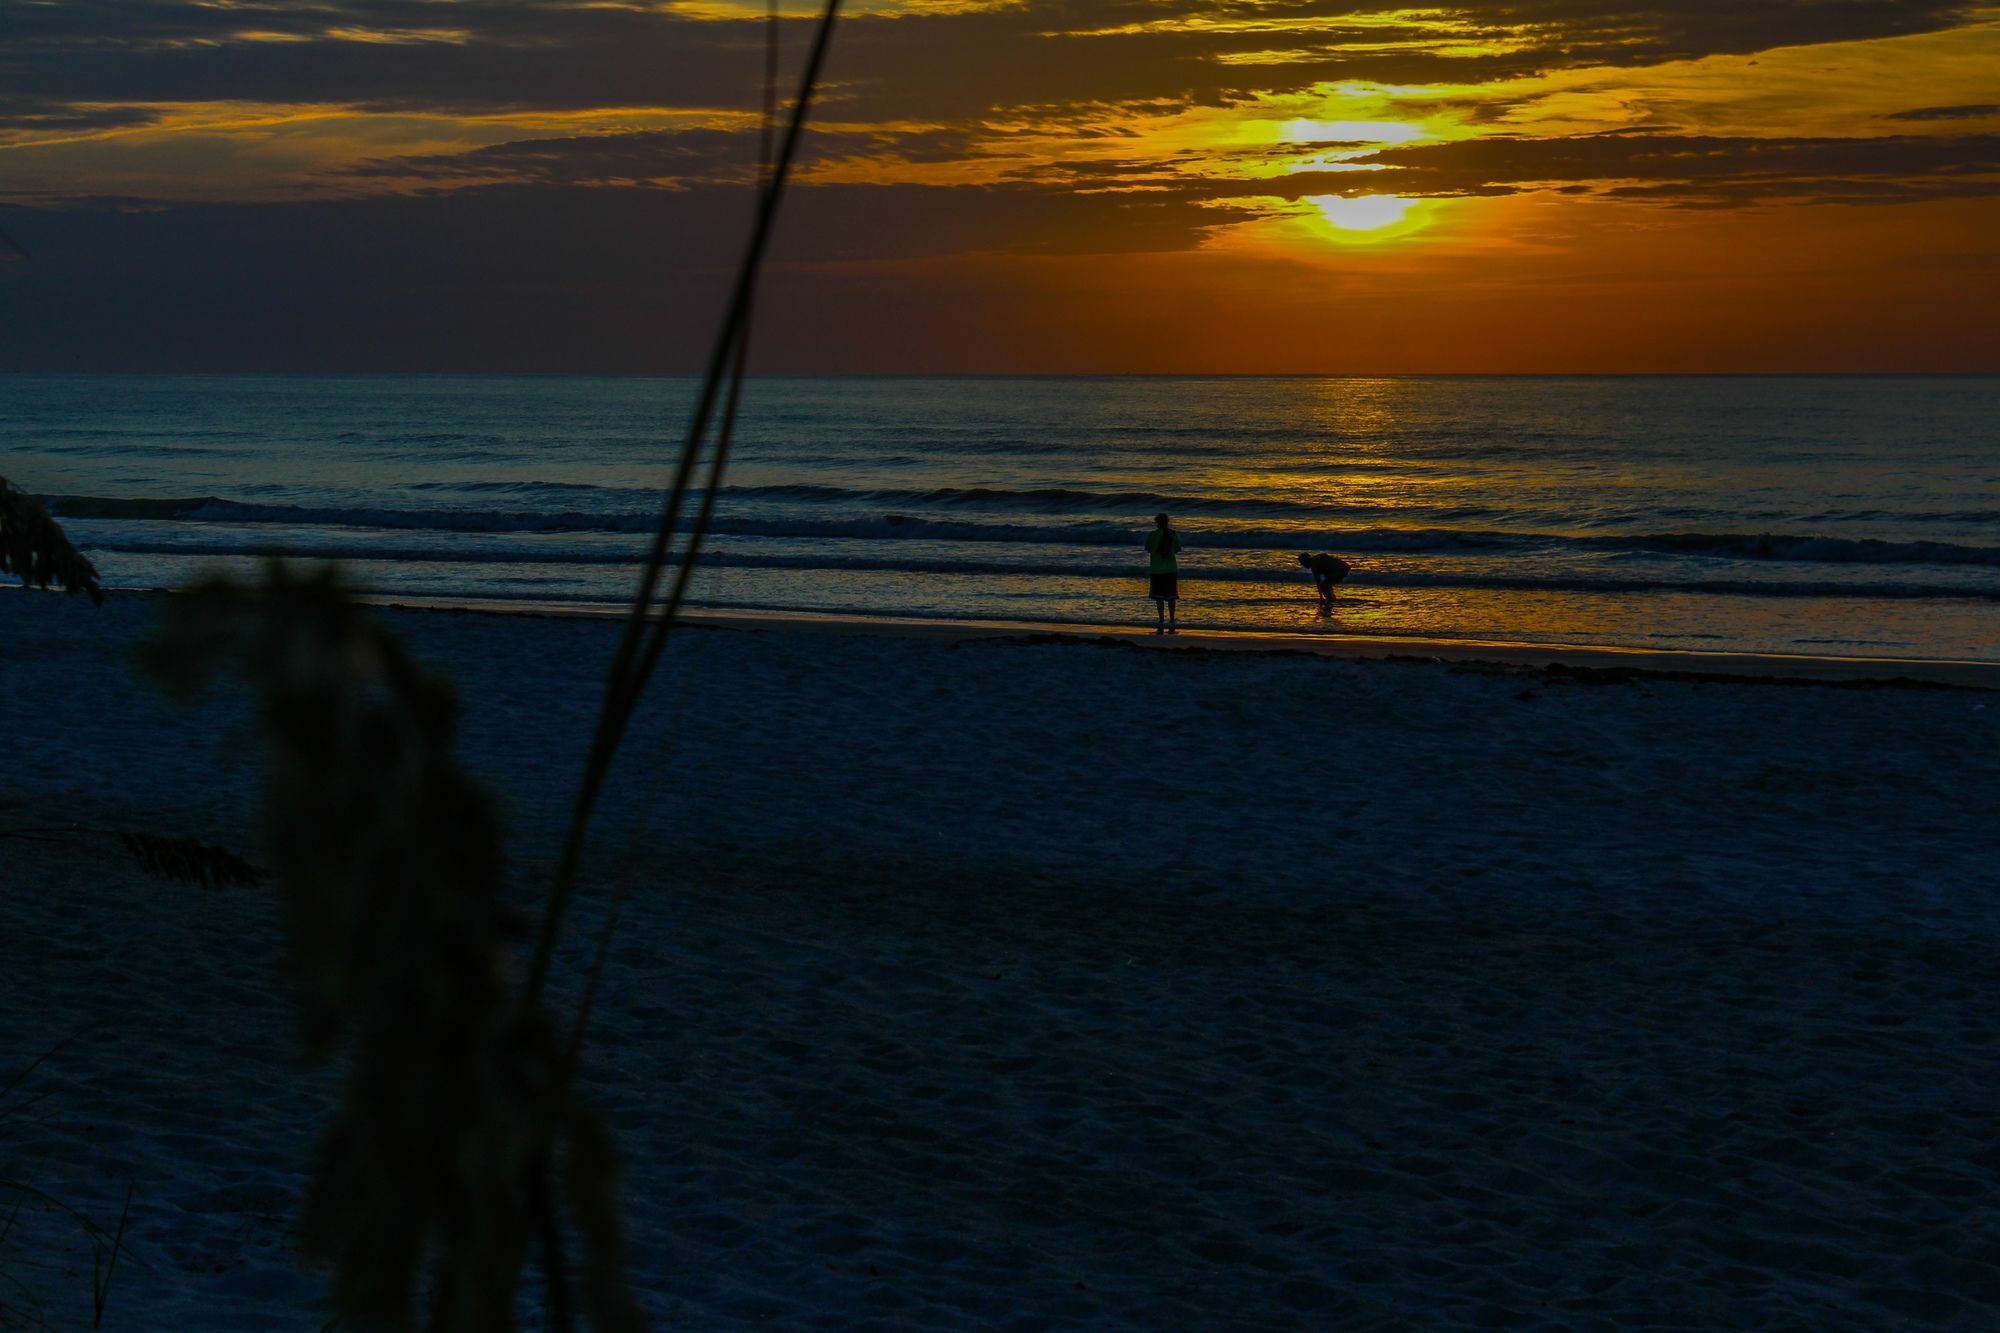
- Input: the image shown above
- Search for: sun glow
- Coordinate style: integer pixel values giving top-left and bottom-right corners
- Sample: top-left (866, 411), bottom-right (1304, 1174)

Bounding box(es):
top-left (1311, 194), bottom-right (1416, 231)
top-left (1278, 118), bottom-right (1429, 145)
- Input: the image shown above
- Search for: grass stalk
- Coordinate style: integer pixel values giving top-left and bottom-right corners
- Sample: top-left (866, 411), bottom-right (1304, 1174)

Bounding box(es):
top-left (523, 0), bottom-right (842, 1014)
top-left (90, 1182), bottom-right (132, 1329)
top-left (558, 0), bottom-right (787, 1081)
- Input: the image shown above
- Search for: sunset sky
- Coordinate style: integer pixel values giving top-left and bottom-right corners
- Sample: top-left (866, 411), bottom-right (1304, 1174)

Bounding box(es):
top-left (3, 1), bottom-right (1997, 372)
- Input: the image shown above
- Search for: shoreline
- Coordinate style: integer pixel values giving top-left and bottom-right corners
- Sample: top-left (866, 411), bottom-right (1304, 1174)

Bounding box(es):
top-left (36, 586), bottom-right (1996, 686)
top-left (339, 593), bottom-right (2000, 690)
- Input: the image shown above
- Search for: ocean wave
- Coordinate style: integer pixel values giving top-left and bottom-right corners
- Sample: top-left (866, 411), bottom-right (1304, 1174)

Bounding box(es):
top-left (45, 499), bottom-right (1535, 552)
top-left (1604, 532), bottom-right (2000, 566)
top-left (1352, 571), bottom-right (2000, 602)
top-left (726, 484), bottom-right (1505, 519)
top-left (45, 493), bottom-right (2000, 567)
top-left (54, 475), bottom-right (1996, 532)
top-left (82, 539), bottom-right (2000, 602)
top-left (47, 495), bottom-right (669, 532)
top-left (331, 430), bottom-right (507, 446)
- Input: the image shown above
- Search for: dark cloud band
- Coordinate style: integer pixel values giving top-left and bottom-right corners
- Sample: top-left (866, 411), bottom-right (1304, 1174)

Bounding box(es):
top-left (2, 0), bottom-right (1985, 126)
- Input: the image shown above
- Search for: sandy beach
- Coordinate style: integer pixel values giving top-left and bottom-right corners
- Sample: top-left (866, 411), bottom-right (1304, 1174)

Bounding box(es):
top-left (4, 588), bottom-right (1997, 1328)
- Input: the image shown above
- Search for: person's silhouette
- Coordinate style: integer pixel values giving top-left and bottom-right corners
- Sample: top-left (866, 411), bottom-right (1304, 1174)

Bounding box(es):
top-left (1146, 513), bottom-right (1182, 633)
top-left (1297, 552), bottom-right (1351, 607)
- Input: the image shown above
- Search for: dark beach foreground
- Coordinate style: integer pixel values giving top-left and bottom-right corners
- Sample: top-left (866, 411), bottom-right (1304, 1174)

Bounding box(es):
top-left (4, 590), bottom-right (1997, 1327)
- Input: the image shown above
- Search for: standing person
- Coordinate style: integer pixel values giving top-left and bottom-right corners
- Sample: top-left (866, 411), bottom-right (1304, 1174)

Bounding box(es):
top-left (1146, 512), bottom-right (1182, 633)
top-left (1297, 551), bottom-right (1351, 607)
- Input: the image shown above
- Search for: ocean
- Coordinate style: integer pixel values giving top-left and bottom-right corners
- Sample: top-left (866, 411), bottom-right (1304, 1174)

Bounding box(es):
top-left (6, 374), bottom-right (1997, 660)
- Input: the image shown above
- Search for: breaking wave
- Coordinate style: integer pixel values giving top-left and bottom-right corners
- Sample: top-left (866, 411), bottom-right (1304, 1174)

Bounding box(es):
top-left (80, 537), bottom-right (2000, 602)
top-left (46, 493), bottom-right (2000, 568)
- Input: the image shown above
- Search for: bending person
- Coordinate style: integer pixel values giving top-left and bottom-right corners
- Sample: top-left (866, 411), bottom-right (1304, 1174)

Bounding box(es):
top-left (1297, 551), bottom-right (1352, 606)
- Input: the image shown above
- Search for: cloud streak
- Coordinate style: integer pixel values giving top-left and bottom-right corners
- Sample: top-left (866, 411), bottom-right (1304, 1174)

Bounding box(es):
top-left (4, 1), bottom-right (1987, 121)
top-left (1362, 131), bottom-right (2000, 206)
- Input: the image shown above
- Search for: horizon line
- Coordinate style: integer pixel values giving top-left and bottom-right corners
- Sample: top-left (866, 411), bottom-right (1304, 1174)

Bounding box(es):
top-left (5, 369), bottom-right (1997, 379)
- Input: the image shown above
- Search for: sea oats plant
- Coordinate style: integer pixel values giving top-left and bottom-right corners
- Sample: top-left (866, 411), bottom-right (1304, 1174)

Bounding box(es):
top-left (1, 477), bottom-right (102, 603)
top-left (0, 488), bottom-right (632, 1327)
top-left (525, 0), bottom-right (842, 1018)
top-left (0, 488), bottom-right (255, 886)
top-left (0, 824), bottom-right (261, 889)
top-left (128, 2), bottom-right (839, 1320)
top-left (142, 563), bottom-right (641, 1332)
top-left (114, 833), bottom-right (261, 888)
top-left (8, 0), bottom-right (841, 1320)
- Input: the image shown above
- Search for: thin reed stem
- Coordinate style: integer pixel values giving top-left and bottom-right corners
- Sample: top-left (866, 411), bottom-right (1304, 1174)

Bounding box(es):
top-left (1, 1030), bottom-right (91, 1110)
top-left (624, 0), bottom-right (781, 715)
top-left (556, 0), bottom-right (789, 1095)
top-left (91, 1183), bottom-right (133, 1329)
top-left (523, 0), bottom-right (842, 1013)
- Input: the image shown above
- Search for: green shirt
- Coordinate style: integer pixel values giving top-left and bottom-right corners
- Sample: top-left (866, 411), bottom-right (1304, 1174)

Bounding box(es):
top-left (1146, 528), bottom-right (1182, 574)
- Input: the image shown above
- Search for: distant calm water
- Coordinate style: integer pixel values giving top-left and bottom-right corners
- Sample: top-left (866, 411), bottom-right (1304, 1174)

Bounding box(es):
top-left (6, 375), bottom-right (1997, 659)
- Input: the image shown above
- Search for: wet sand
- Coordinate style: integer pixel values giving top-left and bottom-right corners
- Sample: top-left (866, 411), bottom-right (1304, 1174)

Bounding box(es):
top-left (358, 595), bottom-right (2000, 689)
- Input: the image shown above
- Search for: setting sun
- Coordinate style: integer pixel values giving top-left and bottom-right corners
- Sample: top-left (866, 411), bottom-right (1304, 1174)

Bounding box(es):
top-left (1309, 194), bottom-right (1417, 232)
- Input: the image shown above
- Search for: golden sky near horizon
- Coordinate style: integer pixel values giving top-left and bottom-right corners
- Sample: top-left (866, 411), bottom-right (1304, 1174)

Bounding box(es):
top-left (2, 1), bottom-right (1997, 370)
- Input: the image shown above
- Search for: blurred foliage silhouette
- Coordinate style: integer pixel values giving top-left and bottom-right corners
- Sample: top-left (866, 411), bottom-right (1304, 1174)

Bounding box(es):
top-left (5, 0), bottom-right (844, 1321)
top-left (116, 832), bottom-right (262, 889)
top-left (1, 477), bottom-right (102, 604)
top-left (144, 563), bottom-right (640, 1332)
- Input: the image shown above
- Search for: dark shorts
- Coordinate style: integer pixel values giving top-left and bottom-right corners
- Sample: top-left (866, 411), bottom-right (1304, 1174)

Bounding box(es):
top-left (1149, 572), bottom-right (1179, 601)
